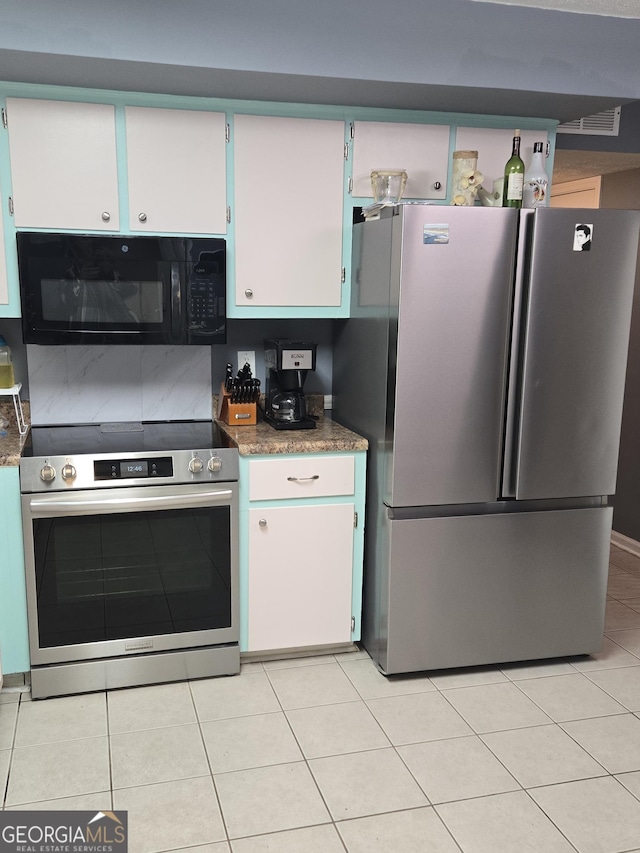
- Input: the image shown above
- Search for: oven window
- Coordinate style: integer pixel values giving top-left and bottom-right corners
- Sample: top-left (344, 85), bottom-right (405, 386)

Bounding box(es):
top-left (32, 506), bottom-right (232, 648)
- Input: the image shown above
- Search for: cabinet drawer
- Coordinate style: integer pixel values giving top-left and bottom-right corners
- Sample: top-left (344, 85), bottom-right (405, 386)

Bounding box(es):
top-left (249, 455), bottom-right (355, 501)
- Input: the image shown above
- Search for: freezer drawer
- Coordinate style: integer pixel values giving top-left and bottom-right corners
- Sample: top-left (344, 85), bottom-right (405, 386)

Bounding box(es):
top-left (370, 506), bottom-right (611, 674)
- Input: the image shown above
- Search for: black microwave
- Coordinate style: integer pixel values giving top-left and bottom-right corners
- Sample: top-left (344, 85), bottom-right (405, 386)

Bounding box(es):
top-left (17, 232), bottom-right (226, 345)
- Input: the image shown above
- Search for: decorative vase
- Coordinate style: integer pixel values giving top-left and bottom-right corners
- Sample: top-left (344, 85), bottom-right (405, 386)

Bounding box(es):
top-left (451, 150), bottom-right (482, 206)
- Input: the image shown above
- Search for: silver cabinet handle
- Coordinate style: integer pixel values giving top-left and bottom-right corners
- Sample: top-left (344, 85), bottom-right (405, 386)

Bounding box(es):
top-left (286, 475), bottom-right (320, 482)
top-left (101, 211), bottom-right (111, 221)
top-left (433, 181), bottom-right (442, 190)
top-left (259, 518), bottom-right (267, 528)
top-left (244, 289), bottom-right (253, 299)
top-left (138, 212), bottom-right (147, 222)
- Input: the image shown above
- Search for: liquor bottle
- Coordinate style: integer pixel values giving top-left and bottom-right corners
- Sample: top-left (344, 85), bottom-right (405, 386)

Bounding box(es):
top-left (502, 130), bottom-right (525, 208)
top-left (522, 141), bottom-right (549, 208)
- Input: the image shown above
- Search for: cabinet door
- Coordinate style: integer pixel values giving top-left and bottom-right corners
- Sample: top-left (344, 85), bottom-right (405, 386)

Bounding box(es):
top-left (455, 127), bottom-right (550, 195)
top-left (7, 98), bottom-right (119, 230)
top-left (351, 121), bottom-right (449, 200)
top-left (248, 503), bottom-right (354, 651)
top-left (233, 114), bottom-right (345, 307)
top-left (125, 106), bottom-right (227, 234)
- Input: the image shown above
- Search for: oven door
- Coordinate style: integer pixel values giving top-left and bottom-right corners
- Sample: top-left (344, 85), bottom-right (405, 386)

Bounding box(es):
top-left (21, 482), bottom-right (239, 666)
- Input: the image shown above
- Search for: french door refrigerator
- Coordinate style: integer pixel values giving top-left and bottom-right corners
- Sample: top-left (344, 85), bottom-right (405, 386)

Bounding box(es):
top-left (333, 205), bottom-right (640, 674)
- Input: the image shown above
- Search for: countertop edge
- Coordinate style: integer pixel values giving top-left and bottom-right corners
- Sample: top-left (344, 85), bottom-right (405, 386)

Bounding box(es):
top-left (216, 414), bottom-right (368, 456)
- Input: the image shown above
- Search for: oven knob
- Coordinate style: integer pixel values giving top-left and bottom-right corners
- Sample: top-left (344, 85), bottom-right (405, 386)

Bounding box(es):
top-left (61, 463), bottom-right (77, 481)
top-left (40, 463), bottom-right (56, 483)
top-left (189, 456), bottom-right (204, 474)
top-left (208, 455), bottom-right (223, 473)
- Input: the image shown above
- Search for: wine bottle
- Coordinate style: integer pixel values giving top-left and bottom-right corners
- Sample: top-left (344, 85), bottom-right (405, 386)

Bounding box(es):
top-left (502, 130), bottom-right (525, 208)
top-left (522, 141), bottom-right (549, 208)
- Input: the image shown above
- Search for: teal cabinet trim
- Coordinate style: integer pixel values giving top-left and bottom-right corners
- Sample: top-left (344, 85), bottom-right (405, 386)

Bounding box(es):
top-left (0, 466), bottom-right (29, 674)
top-left (0, 95), bottom-right (19, 317)
top-left (114, 104), bottom-right (131, 235)
top-left (0, 79), bottom-right (559, 130)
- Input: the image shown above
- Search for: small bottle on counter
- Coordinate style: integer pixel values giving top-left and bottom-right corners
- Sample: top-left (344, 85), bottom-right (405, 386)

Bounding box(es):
top-left (0, 336), bottom-right (15, 389)
top-left (522, 141), bottom-right (550, 208)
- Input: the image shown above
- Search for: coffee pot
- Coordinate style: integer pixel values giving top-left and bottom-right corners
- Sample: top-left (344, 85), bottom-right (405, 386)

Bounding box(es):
top-left (263, 339), bottom-right (316, 430)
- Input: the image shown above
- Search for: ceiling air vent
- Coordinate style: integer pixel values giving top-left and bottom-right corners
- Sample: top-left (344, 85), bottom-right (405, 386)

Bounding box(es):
top-left (557, 107), bottom-right (621, 136)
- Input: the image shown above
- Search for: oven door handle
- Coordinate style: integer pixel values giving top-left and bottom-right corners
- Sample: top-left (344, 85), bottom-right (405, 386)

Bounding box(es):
top-left (28, 488), bottom-right (234, 515)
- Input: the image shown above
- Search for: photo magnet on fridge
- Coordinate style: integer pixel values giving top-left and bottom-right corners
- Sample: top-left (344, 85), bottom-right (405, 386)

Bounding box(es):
top-left (573, 223), bottom-right (593, 252)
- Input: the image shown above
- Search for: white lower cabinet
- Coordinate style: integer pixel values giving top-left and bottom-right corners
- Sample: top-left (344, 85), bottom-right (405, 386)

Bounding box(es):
top-left (242, 451), bottom-right (365, 654)
top-left (248, 502), bottom-right (355, 651)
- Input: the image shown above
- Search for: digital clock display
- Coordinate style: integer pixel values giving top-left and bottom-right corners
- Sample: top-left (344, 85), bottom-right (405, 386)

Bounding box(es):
top-left (93, 456), bottom-right (173, 480)
top-left (119, 461), bottom-right (149, 478)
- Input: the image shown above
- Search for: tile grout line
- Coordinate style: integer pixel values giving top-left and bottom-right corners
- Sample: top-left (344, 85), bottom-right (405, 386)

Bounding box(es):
top-left (260, 659), bottom-right (349, 852)
top-left (187, 679), bottom-right (234, 849)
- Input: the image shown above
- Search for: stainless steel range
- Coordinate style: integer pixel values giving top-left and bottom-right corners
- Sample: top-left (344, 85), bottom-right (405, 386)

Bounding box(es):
top-left (19, 420), bottom-right (239, 699)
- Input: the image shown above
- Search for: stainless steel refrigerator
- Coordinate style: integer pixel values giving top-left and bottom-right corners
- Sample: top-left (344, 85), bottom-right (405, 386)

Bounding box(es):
top-left (333, 205), bottom-right (640, 674)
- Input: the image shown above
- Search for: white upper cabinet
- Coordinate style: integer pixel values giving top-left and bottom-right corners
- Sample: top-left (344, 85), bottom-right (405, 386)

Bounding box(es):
top-left (351, 121), bottom-right (449, 200)
top-left (7, 98), bottom-right (120, 230)
top-left (455, 127), bottom-right (550, 194)
top-left (233, 114), bottom-right (345, 308)
top-left (125, 106), bottom-right (227, 234)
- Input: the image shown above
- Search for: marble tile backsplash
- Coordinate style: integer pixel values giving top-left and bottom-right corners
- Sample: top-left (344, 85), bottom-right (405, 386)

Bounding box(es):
top-left (27, 345), bottom-right (212, 425)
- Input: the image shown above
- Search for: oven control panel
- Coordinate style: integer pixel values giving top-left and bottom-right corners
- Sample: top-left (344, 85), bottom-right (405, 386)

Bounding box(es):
top-left (94, 457), bottom-right (174, 480)
top-left (20, 448), bottom-right (239, 492)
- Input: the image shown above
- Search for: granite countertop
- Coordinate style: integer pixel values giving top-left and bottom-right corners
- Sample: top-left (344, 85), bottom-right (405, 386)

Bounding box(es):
top-left (0, 395), bottom-right (368, 464)
top-left (217, 412), bottom-right (368, 456)
top-left (0, 399), bottom-right (31, 467)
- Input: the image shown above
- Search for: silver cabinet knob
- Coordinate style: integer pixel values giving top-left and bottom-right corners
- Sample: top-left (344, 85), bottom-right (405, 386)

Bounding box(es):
top-left (208, 455), bottom-right (223, 473)
top-left (189, 456), bottom-right (204, 474)
top-left (433, 181), bottom-right (442, 191)
top-left (61, 463), bottom-right (77, 481)
top-left (101, 211), bottom-right (111, 222)
top-left (40, 463), bottom-right (56, 482)
top-left (244, 289), bottom-right (253, 299)
top-left (259, 518), bottom-right (267, 528)
top-left (138, 212), bottom-right (147, 222)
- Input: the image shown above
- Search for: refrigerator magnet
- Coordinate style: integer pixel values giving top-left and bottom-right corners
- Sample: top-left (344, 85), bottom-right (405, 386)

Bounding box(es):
top-left (573, 223), bottom-right (593, 252)
top-left (423, 224), bottom-right (449, 244)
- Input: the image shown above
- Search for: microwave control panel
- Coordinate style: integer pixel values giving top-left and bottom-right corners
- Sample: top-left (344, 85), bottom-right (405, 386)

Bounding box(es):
top-left (187, 278), bottom-right (225, 333)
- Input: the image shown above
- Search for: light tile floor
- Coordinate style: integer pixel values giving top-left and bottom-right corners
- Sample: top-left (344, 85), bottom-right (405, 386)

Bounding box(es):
top-left (3, 544), bottom-right (640, 851)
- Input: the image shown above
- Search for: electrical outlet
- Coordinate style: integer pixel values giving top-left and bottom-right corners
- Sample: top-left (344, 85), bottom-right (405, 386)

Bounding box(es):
top-left (237, 350), bottom-right (256, 376)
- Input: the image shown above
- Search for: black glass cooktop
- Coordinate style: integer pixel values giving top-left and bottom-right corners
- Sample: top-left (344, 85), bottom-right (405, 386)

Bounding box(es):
top-left (24, 420), bottom-right (228, 458)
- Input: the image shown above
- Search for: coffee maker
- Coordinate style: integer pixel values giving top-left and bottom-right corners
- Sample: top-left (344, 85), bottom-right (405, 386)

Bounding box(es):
top-left (264, 339), bottom-right (317, 430)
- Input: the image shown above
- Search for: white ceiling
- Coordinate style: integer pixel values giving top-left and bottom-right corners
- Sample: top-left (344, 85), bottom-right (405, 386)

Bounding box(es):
top-left (469, 0), bottom-right (640, 16)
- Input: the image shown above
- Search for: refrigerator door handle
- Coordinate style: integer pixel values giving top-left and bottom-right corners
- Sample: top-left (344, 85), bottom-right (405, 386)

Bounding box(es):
top-left (501, 210), bottom-right (533, 499)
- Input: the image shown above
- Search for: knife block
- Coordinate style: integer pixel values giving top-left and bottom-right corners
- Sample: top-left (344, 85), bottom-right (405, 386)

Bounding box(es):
top-left (217, 383), bottom-right (257, 426)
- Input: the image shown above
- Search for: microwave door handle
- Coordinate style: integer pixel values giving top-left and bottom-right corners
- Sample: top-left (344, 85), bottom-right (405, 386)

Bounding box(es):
top-left (170, 262), bottom-right (182, 340)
